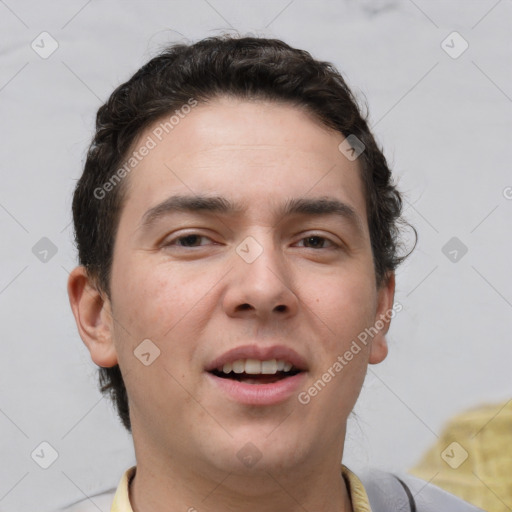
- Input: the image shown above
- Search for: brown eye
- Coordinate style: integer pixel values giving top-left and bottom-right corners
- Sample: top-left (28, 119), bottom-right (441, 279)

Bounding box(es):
top-left (176, 235), bottom-right (204, 247)
top-left (164, 234), bottom-right (213, 248)
top-left (298, 236), bottom-right (335, 249)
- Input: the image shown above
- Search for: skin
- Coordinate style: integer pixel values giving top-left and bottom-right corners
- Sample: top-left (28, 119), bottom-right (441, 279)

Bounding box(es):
top-left (68, 96), bottom-right (395, 512)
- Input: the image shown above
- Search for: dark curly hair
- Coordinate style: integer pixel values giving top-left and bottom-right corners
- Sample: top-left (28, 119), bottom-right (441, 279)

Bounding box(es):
top-left (71, 34), bottom-right (416, 432)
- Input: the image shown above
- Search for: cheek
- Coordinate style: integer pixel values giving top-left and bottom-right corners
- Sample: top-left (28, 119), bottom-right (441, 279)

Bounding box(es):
top-left (113, 259), bottom-right (218, 348)
top-left (113, 259), bottom-right (182, 327)
top-left (110, 264), bottom-right (204, 421)
top-left (304, 267), bottom-right (377, 343)
top-left (304, 276), bottom-right (374, 410)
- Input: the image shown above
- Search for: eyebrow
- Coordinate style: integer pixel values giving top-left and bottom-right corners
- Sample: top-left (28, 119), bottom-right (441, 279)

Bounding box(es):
top-left (139, 194), bottom-right (365, 235)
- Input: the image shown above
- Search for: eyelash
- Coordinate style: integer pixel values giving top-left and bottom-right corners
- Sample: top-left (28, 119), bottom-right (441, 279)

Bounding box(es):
top-left (163, 233), bottom-right (339, 250)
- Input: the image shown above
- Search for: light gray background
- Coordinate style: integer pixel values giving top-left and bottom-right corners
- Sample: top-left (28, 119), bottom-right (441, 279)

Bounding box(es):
top-left (1, 1), bottom-right (511, 511)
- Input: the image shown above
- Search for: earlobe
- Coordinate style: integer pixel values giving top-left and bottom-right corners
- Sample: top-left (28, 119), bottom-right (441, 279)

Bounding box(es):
top-left (369, 272), bottom-right (396, 365)
top-left (67, 266), bottom-right (118, 368)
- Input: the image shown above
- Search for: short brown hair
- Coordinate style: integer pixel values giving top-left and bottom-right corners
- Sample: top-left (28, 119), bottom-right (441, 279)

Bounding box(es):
top-left (71, 35), bottom-right (416, 431)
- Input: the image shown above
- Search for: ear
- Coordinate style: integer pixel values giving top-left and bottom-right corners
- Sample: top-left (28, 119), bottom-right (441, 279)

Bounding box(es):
top-left (369, 272), bottom-right (396, 365)
top-left (67, 266), bottom-right (118, 367)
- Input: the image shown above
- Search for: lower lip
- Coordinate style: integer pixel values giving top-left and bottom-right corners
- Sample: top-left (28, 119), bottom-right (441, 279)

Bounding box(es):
top-left (205, 372), bottom-right (307, 405)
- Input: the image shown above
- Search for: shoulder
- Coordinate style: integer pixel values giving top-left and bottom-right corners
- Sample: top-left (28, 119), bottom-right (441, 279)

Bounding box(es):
top-left (55, 466), bottom-right (135, 512)
top-left (55, 490), bottom-right (116, 512)
top-left (357, 467), bottom-right (486, 512)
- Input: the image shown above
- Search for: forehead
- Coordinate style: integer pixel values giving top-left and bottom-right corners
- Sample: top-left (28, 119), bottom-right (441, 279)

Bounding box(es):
top-left (121, 97), bottom-right (367, 229)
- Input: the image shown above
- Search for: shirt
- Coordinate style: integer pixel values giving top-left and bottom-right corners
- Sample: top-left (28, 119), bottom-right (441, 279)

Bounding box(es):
top-left (110, 464), bottom-right (372, 512)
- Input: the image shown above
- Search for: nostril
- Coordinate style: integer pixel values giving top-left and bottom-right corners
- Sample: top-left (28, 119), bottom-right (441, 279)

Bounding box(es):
top-left (236, 303), bottom-right (252, 312)
top-left (275, 305), bottom-right (287, 312)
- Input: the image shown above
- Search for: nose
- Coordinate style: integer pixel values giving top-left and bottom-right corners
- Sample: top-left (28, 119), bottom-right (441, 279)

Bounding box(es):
top-left (222, 237), bottom-right (299, 321)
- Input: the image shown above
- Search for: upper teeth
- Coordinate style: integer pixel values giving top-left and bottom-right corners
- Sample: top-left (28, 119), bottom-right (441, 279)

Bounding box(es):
top-left (219, 359), bottom-right (294, 375)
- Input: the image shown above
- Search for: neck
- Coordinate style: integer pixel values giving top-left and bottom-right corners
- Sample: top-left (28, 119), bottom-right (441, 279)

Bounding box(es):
top-left (129, 451), bottom-right (353, 512)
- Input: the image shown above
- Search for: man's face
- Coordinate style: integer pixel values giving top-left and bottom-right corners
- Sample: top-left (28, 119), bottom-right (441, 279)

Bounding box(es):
top-left (89, 97), bottom-right (394, 475)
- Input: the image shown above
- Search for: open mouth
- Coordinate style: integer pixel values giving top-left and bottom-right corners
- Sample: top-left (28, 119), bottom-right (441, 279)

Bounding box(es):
top-left (205, 357), bottom-right (307, 404)
top-left (209, 368), bottom-right (302, 385)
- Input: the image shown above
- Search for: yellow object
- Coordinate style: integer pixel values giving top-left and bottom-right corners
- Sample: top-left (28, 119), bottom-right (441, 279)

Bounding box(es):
top-left (410, 399), bottom-right (512, 512)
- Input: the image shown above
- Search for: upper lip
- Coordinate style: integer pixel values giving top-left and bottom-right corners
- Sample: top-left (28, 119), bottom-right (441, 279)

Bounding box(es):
top-left (205, 345), bottom-right (308, 372)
